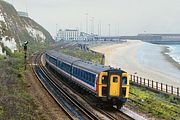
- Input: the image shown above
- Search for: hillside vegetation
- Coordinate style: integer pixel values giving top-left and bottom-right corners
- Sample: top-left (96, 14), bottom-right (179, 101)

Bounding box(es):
top-left (0, 0), bottom-right (53, 54)
top-left (0, 0), bottom-right (55, 119)
top-left (0, 53), bottom-right (44, 119)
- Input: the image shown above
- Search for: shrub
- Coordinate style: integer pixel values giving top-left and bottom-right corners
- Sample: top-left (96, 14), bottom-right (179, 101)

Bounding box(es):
top-left (0, 106), bottom-right (4, 116)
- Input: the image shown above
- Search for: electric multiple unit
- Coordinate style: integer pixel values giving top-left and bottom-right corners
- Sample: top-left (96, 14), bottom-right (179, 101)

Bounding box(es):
top-left (45, 50), bottom-right (129, 108)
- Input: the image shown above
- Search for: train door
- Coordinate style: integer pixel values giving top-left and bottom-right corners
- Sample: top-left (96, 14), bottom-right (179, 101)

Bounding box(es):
top-left (109, 75), bottom-right (120, 96)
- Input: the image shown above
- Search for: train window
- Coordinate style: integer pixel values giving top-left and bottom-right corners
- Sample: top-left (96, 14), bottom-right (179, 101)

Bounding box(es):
top-left (113, 77), bottom-right (118, 83)
top-left (122, 77), bottom-right (127, 84)
top-left (74, 68), bottom-right (77, 75)
top-left (46, 54), bottom-right (49, 59)
top-left (88, 74), bottom-right (91, 83)
top-left (83, 71), bottom-right (86, 81)
top-left (76, 68), bottom-right (78, 75)
top-left (81, 70), bottom-right (83, 78)
top-left (80, 70), bottom-right (82, 78)
top-left (88, 74), bottom-right (91, 81)
top-left (81, 70), bottom-right (83, 79)
top-left (85, 71), bottom-right (87, 78)
top-left (73, 68), bottom-right (74, 73)
top-left (102, 76), bottom-right (107, 84)
top-left (58, 61), bottom-right (60, 67)
top-left (83, 71), bottom-right (85, 79)
top-left (61, 63), bottom-right (64, 68)
top-left (87, 73), bottom-right (90, 81)
top-left (77, 69), bottom-right (80, 76)
top-left (88, 74), bottom-right (91, 82)
top-left (62, 63), bottom-right (64, 69)
top-left (59, 61), bottom-right (62, 68)
top-left (91, 74), bottom-right (95, 83)
top-left (67, 64), bottom-right (70, 73)
top-left (86, 73), bottom-right (88, 81)
top-left (73, 68), bottom-right (75, 74)
top-left (84, 71), bottom-right (87, 81)
top-left (102, 76), bottom-right (105, 83)
top-left (49, 57), bottom-right (57, 65)
top-left (82, 71), bottom-right (84, 79)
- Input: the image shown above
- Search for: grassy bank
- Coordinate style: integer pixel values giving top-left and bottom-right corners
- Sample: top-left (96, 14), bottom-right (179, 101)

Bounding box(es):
top-left (59, 48), bottom-right (103, 64)
top-left (128, 86), bottom-right (180, 120)
top-left (0, 52), bottom-right (44, 119)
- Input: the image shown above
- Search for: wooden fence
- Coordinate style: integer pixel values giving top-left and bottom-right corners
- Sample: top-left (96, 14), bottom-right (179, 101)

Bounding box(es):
top-left (130, 75), bottom-right (180, 97)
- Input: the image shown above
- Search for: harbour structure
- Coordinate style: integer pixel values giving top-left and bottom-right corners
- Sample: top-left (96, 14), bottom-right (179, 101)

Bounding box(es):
top-left (138, 34), bottom-right (180, 40)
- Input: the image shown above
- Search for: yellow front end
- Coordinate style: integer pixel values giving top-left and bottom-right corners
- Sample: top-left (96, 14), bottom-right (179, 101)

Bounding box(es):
top-left (98, 71), bottom-right (129, 99)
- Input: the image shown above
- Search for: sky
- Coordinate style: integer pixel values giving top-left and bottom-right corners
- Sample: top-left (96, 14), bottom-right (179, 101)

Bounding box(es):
top-left (5, 0), bottom-right (180, 37)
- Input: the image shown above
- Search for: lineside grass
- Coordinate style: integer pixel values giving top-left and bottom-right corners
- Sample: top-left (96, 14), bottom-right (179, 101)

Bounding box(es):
top-left (59, 48), bottom-right (103, 64)
top-left (0, 55), bottom-right (4, 60)
top-left (127, 85), bottom-right (180, 120)
top-left (0, 52), bottom-right (46, 119)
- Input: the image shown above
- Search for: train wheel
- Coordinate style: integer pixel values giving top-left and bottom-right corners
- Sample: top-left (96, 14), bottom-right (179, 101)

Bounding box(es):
top-left (117, 103), bottom-right (123, 109)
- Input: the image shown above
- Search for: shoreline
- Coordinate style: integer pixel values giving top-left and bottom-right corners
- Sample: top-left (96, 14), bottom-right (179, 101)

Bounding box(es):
top-left (161, 46), bottom-right (180, 70)
top-left (92, 40), bottom-right (180, 88)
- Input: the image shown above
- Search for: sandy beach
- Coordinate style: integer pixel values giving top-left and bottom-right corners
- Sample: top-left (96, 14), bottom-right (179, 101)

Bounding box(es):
top-left (92, 40), bottom-right (180, 88)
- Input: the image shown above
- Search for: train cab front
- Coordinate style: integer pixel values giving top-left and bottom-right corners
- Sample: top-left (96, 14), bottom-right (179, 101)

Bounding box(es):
top-left (98, 70), bottom-right (129, 108)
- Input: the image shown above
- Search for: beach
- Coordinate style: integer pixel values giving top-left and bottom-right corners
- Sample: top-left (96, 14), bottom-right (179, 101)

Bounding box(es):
top-left (92, 40), bottom-right (180, 88)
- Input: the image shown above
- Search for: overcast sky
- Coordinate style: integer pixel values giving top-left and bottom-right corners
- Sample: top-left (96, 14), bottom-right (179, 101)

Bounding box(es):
top-left (5, 0), bottom-right (180, 37)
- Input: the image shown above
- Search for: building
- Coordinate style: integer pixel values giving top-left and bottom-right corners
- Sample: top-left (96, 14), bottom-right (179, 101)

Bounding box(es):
top-left (56, 29), bottom-right (80, 41)
top-left (18, 11), bottom-right (28, 17)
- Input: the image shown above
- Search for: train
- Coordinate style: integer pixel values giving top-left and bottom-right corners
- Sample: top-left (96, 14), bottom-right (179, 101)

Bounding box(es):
top-left (45, 50), bottom-right (129, 108)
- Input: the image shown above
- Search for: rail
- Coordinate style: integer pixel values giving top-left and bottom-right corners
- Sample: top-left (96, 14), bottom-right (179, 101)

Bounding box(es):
top-left (31, 53), bottom-right (76, 119)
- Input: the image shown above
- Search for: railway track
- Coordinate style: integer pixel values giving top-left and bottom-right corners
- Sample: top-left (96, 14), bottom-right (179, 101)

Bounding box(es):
top-left (41, 58), bottom-right (136, 119)
top-left (95, 107), bottom-right (134, 120)
top-left (40, 55), bottom-right (139, 120)
top-left (32, 53), bottom-right (99, 120)
top-left (31, 51), bottom-right (144, 120)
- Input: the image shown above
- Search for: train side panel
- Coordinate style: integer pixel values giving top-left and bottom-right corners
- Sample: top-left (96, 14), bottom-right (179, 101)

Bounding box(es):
top-left (45, 53), bottom-right (99, 95)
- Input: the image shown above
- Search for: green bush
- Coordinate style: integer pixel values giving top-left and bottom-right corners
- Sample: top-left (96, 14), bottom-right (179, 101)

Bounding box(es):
top-left (3, 46), bottom-right (12, 56)
top-left (0, 106), bottom-right (4, 116)
top-left (0, 55), bottom-right (4, 60)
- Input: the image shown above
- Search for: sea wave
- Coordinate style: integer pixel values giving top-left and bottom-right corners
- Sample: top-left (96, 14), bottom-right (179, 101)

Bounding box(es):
top-left (166, 45), bottom-right (180, 64)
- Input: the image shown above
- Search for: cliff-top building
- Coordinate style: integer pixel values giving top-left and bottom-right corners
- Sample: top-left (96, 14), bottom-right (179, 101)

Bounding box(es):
top-left (17, 11), bottom-right (28, 17)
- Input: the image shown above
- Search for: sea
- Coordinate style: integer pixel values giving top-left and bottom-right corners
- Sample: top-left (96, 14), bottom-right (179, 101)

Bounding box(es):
top-left (166, 44), bottom-right (180, 64)
top-left (137, 42), bottom-right (180, 80)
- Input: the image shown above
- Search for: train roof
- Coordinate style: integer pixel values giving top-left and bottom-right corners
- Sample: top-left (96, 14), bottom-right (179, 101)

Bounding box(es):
top-left (46, 50), bottom-right (119, 73)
